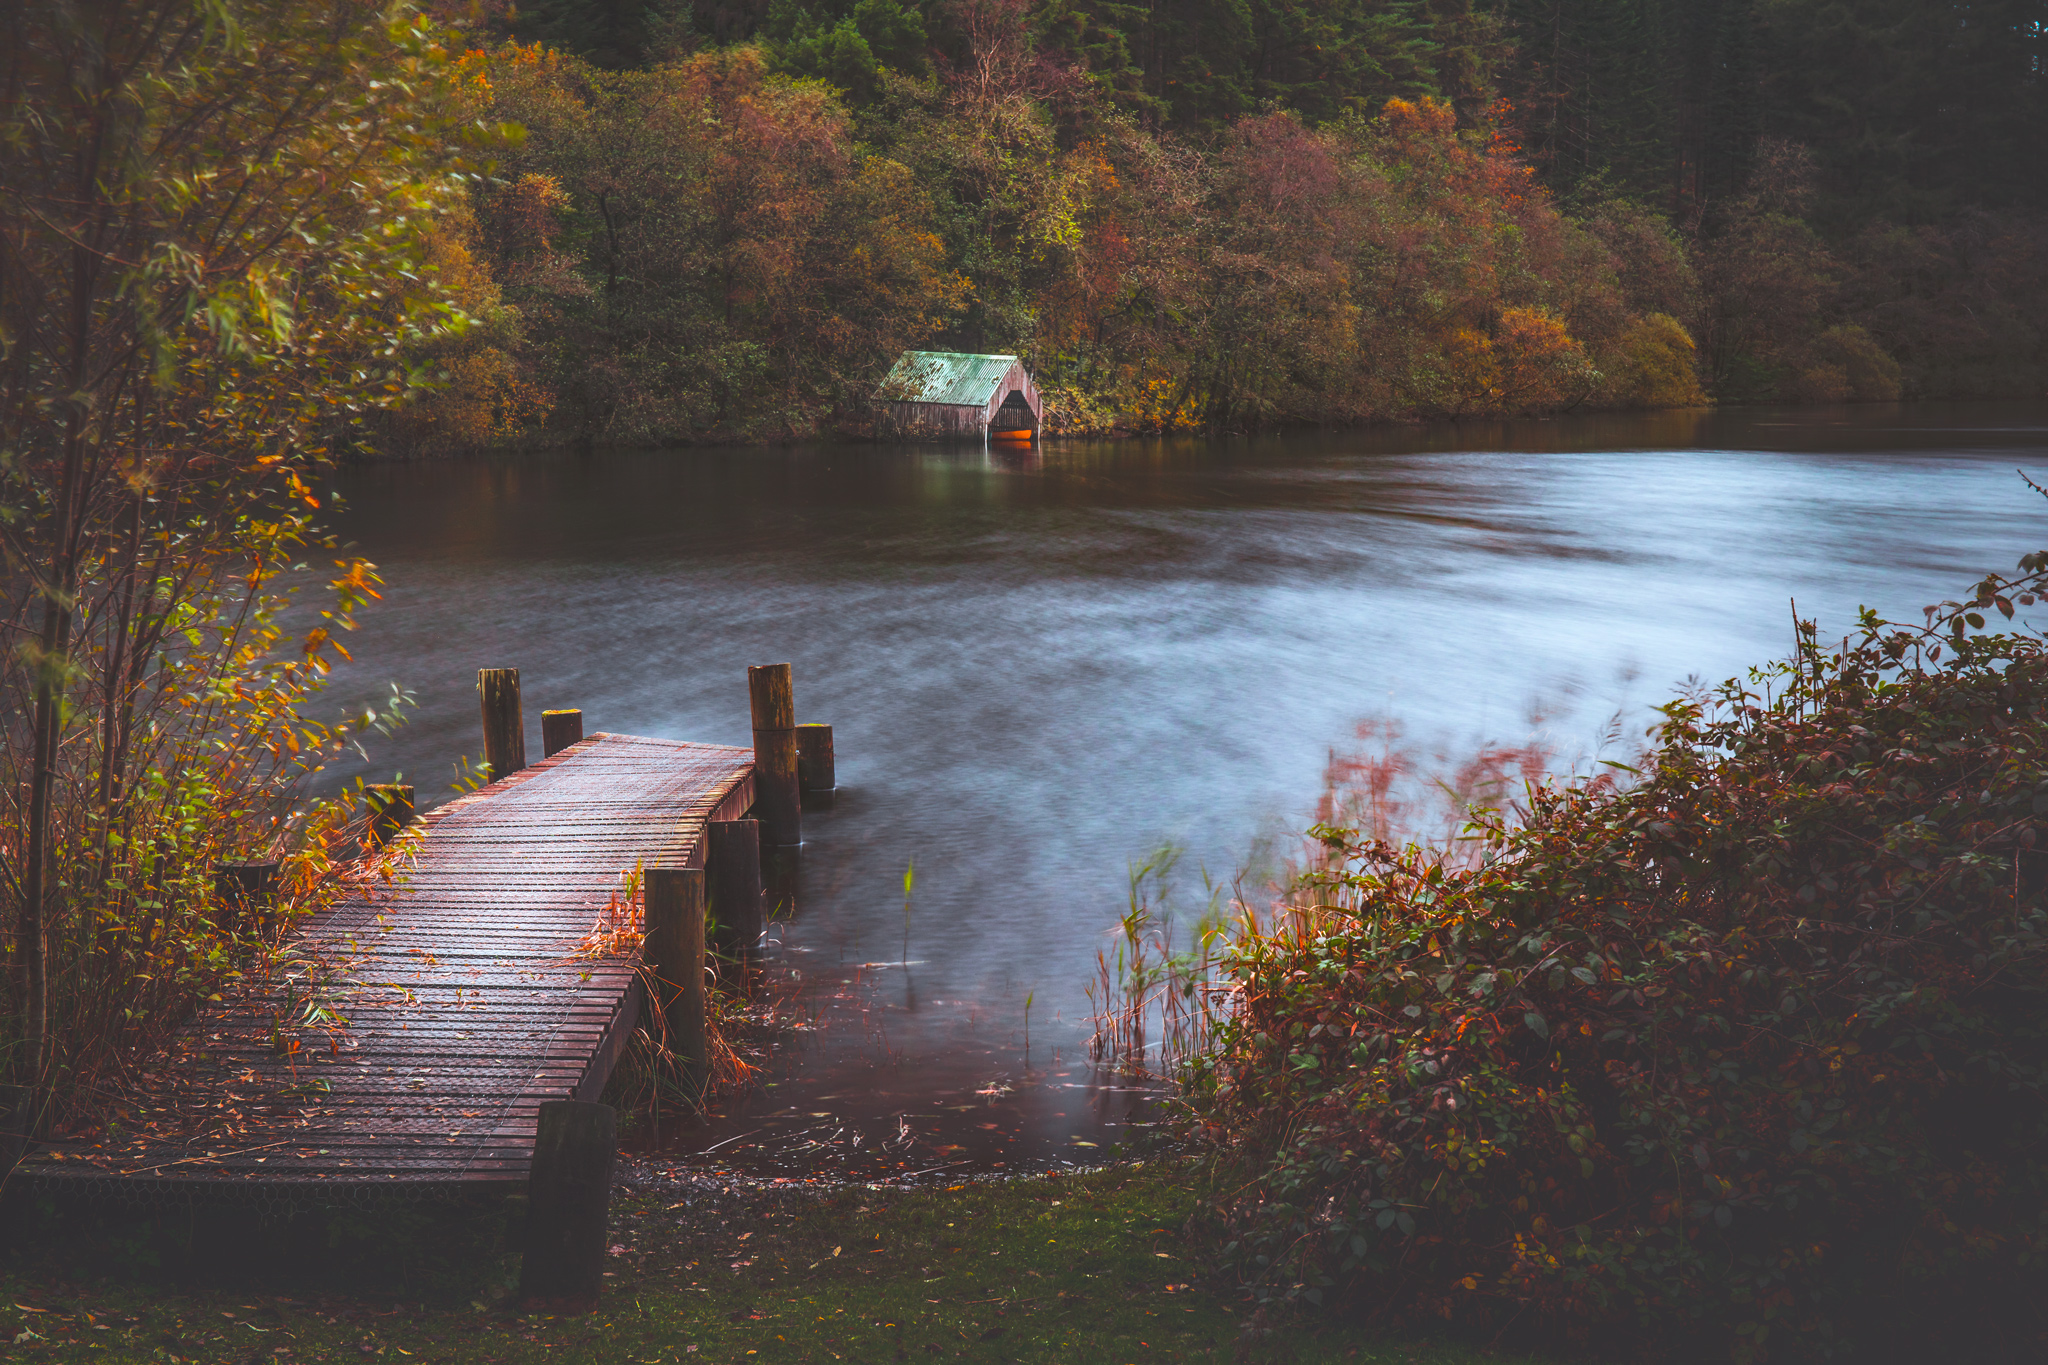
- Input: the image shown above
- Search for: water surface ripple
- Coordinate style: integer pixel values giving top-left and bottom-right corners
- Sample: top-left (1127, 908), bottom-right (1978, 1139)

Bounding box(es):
top-left (320, 403), bottom-right (2048, 1176)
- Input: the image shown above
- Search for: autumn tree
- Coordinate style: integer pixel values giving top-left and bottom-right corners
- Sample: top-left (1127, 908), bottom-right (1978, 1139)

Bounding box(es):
top-left (469, 44), bottom-right (961, 441)
top-left (1693, 140), bottom-right (1840, 397)
top-left (1038, 0), bottom-right (1507, 131)
top-left (0, 0), bottom-right (484, 1114)
top-left (1837, 212), bottom-right (2048, 400)
top-left (1192, 113), bottom-right (1365, 427)
top-left (1342, 98), bottom-right (1627, 417)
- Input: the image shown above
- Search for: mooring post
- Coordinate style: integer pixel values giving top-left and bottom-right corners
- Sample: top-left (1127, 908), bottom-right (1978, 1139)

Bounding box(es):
top-left (761, 845), bottom-right (800, 932)
top-left (708, 819), bottom-right (765, 955)
top-left (541, 708), bottom-right (584, 759)
top-left (478, 667), bottom-right (526, 779)
top-left (212, 860), bottom-right (279, 929)
top-left (517, 1099), bottom-right (618, 1310)
top-left (365, 784), bottom-right (415, 848)
top-left (748, 663), bottom-right (801, 846)
top-left (643, 867), bottom-right (708, 1091)
top-left (796, 722), bottom-right (835, 797)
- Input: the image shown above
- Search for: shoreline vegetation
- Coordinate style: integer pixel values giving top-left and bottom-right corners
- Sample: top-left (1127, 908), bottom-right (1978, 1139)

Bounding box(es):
top-left (1155, 537), bottom-right (2048, 1360)
top-left (368, 2), bottom-right (2045, 455)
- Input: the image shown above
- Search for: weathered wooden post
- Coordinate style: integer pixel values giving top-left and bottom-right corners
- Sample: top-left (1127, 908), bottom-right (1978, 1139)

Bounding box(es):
top-left (643, 867), bottom-right (707, 1091)
top-left (748, 663), bottom-right (801, 846)
top-left (478, 667), bottom-right (526, 778)
top-left (761, 845), bottom-right (800, 934)
top-left (366, 784), bottom-right (415, 848)
top-left (517, 1099), bottom-right (618, 1310)
top-left (542, 708), bottom-right (584, 759)
top-left (708, 819), bottom-right (764, 955)
top-left (796, 722), bottom-right (835, 797)
top-left (213, 860), bottom-right (279, 929)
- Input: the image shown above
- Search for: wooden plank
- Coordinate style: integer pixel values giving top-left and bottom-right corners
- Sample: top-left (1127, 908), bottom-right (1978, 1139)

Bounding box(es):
top-left (18, 732), bottom-right (750, 1194)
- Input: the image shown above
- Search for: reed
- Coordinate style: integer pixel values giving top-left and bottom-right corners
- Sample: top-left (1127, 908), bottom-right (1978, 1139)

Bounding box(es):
top-left (900, 859), bottom-right (914, 966)
top-left (1085, 847), bottom-right (1230, 1079)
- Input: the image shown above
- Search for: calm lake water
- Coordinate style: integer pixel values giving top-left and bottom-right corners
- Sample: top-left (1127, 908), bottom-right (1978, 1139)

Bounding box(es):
top-left (320, 402), bottom-right (2048, 1178)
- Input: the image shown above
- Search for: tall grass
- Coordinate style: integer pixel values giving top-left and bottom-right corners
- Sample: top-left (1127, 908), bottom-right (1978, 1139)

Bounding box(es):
top-left (1085, 847), bottom-right (1229, 1078)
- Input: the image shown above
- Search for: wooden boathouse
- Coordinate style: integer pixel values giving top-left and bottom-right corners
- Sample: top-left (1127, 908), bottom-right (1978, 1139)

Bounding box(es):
top-left (879, 351), bottom-right (1042, 440)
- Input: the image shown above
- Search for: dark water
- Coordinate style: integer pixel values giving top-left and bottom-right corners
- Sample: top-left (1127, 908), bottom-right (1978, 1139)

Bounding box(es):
top-left (318, 402), bottom-right (2048, 1179)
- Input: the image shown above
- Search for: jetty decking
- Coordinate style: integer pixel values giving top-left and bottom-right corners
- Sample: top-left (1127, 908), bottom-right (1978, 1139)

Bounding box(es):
top-left (19, 732), bottom-right (753, 1198)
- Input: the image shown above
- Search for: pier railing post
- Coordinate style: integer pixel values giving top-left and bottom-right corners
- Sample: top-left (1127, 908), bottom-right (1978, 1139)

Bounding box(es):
top-left (365, 784), bottom-right (415, 848)
top-left (478, 667), bottom-right (526, 779)
top-left (212, 860), bottom-right (279, 930)
top-left (643, 867), bottom-right (707, 1091)
top-left (708, 819), bottom-right (764, 955)
top-left (541, 708), bottom-right (584, 758)
top-left (796, 721), bottom-right (835, 800)
top-left (518, 1098), bottom-right (618, 1310)
top-left (748, 663), bottom-right (801, 846)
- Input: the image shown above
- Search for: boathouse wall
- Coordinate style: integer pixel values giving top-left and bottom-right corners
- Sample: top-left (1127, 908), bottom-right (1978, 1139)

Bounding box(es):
top-left (878, 352), bottom-right (1042, 439)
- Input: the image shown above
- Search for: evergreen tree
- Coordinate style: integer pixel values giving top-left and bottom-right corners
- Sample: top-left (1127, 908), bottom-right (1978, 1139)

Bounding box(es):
top-left (1758, 0), bottom-right (2048, 224)
top-left (512, 0), bottom-right (695, 67)
top-left (766, 0), bottom-right (931, 101)
top-left (1042, 0), bottom-right (1505, 130)
top-left (1494, 0), bottom-right (1678, 202)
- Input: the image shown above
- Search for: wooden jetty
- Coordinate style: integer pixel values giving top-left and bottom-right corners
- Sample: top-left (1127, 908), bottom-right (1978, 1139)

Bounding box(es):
top-left (15, 731), bottom-right (751, 1198)
top-left (11, 666), bottom-right (838, 1222)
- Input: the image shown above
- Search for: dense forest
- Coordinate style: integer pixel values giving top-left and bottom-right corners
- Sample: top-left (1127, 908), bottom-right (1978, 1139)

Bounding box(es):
top-left (5, 15), bottom-right (2048, 1354)
top-left (379, 0), bottom-right (2048, 448)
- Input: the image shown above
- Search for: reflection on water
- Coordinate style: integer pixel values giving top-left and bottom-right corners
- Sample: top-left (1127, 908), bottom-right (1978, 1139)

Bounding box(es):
top-left (319, 402), bottom-right (2048, 1175)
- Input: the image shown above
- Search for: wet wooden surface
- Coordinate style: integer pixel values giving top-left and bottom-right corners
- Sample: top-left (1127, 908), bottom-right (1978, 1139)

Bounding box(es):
top-left (25, 733), bottom-right (752, 1193)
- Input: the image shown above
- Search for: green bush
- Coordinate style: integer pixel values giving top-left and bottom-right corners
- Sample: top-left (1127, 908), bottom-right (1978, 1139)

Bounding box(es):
top-left (1186, 540), bottom-right (2048, 1360)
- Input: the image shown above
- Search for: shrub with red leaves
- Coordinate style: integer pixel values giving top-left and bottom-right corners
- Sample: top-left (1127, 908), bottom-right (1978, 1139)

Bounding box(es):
top-left (1187, 546), bottom-right (2048, 1361)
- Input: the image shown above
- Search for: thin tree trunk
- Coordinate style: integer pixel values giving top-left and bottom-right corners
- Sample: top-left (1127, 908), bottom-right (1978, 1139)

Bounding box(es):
top-left (91, 492), bottom-right (145, 986)
top-left (20, 73), bottom-right (107, 1094)
top-left (22, 424), bottom-right (84, 1099)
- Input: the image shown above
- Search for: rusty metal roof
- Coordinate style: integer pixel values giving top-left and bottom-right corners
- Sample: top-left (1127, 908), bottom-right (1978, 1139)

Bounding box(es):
top-left (881, 351), bottom-right (1021, 407)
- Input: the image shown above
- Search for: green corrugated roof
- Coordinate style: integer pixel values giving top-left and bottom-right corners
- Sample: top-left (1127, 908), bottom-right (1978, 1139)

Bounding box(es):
top-left (881, 352), bottom-right (1020, 407)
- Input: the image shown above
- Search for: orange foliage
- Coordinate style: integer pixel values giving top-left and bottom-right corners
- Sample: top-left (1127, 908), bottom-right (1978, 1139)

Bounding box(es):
top-left (1492, 307), bottom-right (1596, 410)
top-left (383, 203), bottom-right (549, 453)
top-left (427, 55), bottom-right (1722, 443)
top-left (449, 43), bottom-right (962, 441)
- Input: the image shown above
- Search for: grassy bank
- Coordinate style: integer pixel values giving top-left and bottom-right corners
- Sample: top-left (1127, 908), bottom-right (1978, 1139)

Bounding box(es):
top-left (0, 1161), bottom-right (1542, 1364)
